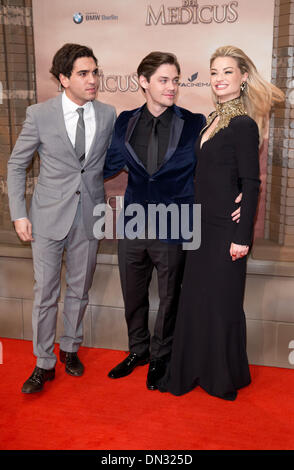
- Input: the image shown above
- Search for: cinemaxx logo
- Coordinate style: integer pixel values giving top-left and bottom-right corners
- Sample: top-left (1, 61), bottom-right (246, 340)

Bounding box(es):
top-left (179, 72), bottom-right (210, 88)
top-left (188, 72), bottom-right (198, 82)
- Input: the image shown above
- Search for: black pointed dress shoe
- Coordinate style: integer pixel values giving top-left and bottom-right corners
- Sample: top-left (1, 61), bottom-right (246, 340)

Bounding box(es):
top-left (21, 366), bottom-right (55, 394)
top-left (146, 359), bottom-right (166, 390)
top-left (108, 352), bottom-right (149, 379)
top-left (59, 350), bottom-right (84, 376)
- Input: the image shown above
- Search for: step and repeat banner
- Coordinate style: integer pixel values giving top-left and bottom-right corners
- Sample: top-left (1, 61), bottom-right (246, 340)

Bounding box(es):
top-left (32, 0), bottom-right (275, 237)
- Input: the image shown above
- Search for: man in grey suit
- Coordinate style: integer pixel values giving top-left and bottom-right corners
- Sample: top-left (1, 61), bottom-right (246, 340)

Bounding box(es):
top-left (7, 43), bottom-right (116, 393)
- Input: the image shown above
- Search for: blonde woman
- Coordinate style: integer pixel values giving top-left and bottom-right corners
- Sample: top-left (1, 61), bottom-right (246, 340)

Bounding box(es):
top-left (157, 46), bottom-right (284, 400)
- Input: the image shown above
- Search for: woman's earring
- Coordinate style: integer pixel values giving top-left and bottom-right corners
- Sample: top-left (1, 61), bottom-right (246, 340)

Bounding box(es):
top-left (240, 81), bottom-right (247, 93)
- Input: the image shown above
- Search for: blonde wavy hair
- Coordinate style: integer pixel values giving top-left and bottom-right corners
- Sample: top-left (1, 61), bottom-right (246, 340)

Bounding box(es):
top-left (210, 45), bottom-right (285, 142)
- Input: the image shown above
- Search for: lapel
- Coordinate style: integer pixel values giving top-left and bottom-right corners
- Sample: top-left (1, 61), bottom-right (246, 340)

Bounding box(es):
top-left (53, 94), bottom-right (80, 165)
top-left (162, 107), bottom-right (184, 166)
top-left (125, 106), bottom-right (146, 170)
top-left (124, 104), bottom-right (185, 173)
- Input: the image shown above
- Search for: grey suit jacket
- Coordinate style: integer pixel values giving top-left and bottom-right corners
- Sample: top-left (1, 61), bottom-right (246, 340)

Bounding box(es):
top-left (7, 94), bottom-right (116, 240)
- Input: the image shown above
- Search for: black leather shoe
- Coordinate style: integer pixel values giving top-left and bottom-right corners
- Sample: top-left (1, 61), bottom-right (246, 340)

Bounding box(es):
top-left (108, 352), bottom-right (149, 379)
top-left (59, 350), bottom-right (84, 376)
top-left (146, 359), bottom-right (166, 390)
top-left (21, 366), bottom-right (55, 394)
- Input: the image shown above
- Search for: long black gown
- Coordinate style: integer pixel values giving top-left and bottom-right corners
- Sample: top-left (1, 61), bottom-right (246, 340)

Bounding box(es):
top-left (158, 114), bottom-right (260, 401)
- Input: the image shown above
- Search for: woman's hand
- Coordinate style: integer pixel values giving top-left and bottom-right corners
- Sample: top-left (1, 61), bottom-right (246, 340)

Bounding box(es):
top-left (231, 192), bottom-right (242, 223)
top-left (230, 242), bottom-right (249, 261)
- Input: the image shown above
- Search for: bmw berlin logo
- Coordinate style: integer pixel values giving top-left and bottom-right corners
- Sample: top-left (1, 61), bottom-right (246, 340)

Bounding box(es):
top-left (73, 13), bottom-right (83, 24)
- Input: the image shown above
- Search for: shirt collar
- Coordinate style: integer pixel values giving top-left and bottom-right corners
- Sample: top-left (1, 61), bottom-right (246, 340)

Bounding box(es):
top-left (142, 104), bottom-right (173, 127)
top-left (62, 91), bottom-right (92, 116)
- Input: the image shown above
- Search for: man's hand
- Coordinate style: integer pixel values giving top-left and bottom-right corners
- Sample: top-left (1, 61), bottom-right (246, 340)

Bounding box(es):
top-left (231, 192), bottom-right (242, 223)
top-left (230, 242), bottom-right (249, 261)
top-left (14, 218), bottom-right (34, 242)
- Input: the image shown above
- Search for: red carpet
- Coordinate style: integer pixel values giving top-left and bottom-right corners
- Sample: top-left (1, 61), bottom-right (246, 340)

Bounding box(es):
top-left (0, 337), bottom-right (293, 450)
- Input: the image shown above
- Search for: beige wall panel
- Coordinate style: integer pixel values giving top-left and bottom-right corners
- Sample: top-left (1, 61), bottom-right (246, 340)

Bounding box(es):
top-left (245, 274), bottom-right (294, 323)
top-left (0, 297), bottom-right (23, 339)
top-left (246, 319), bottom-right (277, 367)
top-left (0, 257), bottom-right (34, 300)
top-left (91, 305), bottom-right (128, 350)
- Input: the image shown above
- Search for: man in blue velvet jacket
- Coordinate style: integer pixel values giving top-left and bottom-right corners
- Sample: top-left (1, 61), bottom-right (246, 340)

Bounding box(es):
top-left (104, 51), bottom-right (206, 390)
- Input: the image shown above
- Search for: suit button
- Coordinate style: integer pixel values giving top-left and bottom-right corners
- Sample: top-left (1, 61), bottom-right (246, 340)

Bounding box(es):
top-left (81, 169), bottom-right (85, 174)
top-left (76, 191), bottom-right (81, 195)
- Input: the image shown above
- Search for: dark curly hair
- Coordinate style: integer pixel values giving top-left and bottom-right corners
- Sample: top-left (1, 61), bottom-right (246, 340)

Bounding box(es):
top-left (50, 43), bottom-right (98, 82)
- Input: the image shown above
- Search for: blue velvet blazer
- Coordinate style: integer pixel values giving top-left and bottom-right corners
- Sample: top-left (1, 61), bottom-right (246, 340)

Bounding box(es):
top-left (104, 104), bottom-right (206, 243)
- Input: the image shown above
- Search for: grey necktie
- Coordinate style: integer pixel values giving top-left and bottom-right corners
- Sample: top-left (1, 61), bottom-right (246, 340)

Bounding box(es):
top-left (147, 117), bottom-right (159, 175)
top-left (75, 107), bottom-right (85, 165)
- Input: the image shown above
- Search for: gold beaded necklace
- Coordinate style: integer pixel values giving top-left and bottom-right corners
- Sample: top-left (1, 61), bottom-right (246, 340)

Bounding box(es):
top-left (201, 97), bottom-right (247, 142)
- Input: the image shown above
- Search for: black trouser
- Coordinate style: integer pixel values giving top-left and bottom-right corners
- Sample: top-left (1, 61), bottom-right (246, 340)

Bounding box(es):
top-left (118, 237), bottom-right (186, 360)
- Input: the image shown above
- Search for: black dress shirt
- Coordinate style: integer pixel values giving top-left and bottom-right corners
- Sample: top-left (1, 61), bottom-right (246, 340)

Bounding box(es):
top-left (130, 105), bottom-right (173, 171)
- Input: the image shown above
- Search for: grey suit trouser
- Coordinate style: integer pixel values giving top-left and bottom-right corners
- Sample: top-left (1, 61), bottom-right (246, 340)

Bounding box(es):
top-left (31, 203), bottom-right (99, 370)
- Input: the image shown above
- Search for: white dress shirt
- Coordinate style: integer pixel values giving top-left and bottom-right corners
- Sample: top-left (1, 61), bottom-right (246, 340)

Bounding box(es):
top-left (62, 91), bottom-right (96, 159)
